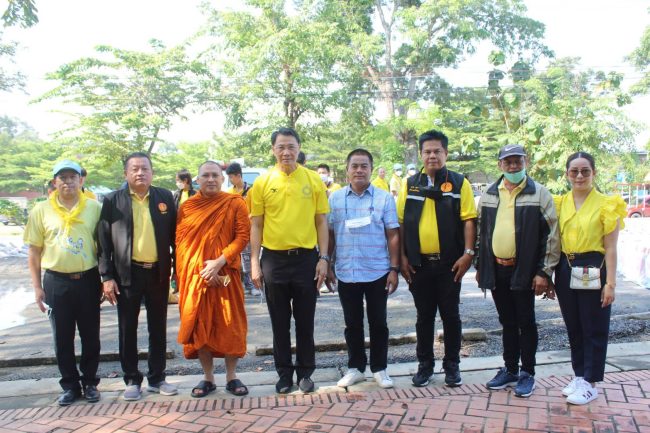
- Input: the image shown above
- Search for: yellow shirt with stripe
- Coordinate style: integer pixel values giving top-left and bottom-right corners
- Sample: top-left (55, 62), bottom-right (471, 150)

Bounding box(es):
top-left (23, 194), bottom-right (101, 273)
top-left (131, 190), bottom-right (158, 262)
top-left (397, 176), bottom-right (477, 254)
top-left (372, 176), bottom-right (389, 192)
top-left (554, 189), bottom-right (626, 254)
top-left (228, 185), bottom-right (252, 212)
top-left (492, 180), bottom-right (526, 259)
top-left (250, 164), bottom-right (329, 250)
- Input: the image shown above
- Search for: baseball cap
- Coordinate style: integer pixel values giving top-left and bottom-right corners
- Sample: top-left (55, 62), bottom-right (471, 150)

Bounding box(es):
top-left (52, 160), bottom-right (82, 177)
top-left (393, 163), bottom-right (403, 170)
top-left (498, 145), bottom-right (526, 160)
top-left (407, 163), bottom-right (416, 170)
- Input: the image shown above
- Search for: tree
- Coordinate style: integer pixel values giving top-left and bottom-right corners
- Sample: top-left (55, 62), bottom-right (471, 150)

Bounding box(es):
top-left (338, 0), bottom-right (552, 163)
top-left (628, 18), bottom-right (650, 95)
top-left (36, 40), bottom-right (219, 163)
top-left (0, 32), bottom-right (25, 92)
top-left (2, 0), bottom-right (38, 28)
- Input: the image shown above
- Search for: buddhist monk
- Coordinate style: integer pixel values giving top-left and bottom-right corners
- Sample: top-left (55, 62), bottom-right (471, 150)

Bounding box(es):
top-left (176, 160), bottom-right (251, 397)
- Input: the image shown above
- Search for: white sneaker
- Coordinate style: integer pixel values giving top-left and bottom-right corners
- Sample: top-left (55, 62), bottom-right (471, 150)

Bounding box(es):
top-left (562, 376), bottom-right (584, 396)
top-left (319, 286), bottom-right (331, 294)
top-left (373, 370), bottom-right (394, 389)
top-left (337, 369), bottom-right (365, 387)
top-left (566, 381), bottom-right (598, 405)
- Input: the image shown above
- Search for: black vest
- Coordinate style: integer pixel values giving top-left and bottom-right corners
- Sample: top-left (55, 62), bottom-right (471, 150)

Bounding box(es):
top-left (403, 167), bottom-right (465, 266)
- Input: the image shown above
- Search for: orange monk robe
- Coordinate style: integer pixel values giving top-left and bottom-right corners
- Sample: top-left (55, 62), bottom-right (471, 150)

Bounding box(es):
top-left (176, 191), bottom-right (251, 359)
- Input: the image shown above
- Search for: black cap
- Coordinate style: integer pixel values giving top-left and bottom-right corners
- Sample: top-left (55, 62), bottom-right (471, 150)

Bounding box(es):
top-left (498, 144), bottom-right (526, 160)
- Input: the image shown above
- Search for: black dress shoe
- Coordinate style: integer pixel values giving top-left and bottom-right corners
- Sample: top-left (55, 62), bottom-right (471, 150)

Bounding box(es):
top-left (58, 389), bottom-right (80, 406)
top-left (298, 377), bottom-right (315, 394)
top-left (84, 385), bottom-right (101, 403)
top-left (275, 377), bottom-right (293, 394)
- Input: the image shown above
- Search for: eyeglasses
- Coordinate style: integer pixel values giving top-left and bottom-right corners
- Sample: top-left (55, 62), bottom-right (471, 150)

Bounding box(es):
top-left (567, 168), bottom-right (592, 178)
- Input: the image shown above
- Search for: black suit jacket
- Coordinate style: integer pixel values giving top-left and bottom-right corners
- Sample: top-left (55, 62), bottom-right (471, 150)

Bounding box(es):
top-left (98, 186), bottom-right (176, 286)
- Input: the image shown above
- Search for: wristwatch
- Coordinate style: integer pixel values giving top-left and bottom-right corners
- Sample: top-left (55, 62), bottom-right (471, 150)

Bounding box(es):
top-left (318, 255), bottom-right (331, 262)
top-left (389, 266), bottom-right (400, 273)
top-left (464, 248), bottom-right (475, 256)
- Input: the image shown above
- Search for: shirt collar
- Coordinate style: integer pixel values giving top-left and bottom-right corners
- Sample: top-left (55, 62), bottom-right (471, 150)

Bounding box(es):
top-left (129, 188), bottom-right (150, 201)
top-left (346, 183), bottom-right (374, 197)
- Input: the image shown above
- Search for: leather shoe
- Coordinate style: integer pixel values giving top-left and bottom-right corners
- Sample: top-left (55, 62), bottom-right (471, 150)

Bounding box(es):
top-left (275, 377), bottom-right (293, 394)
top-left (298, 377), bottom-right (315, 394)
top-left (58, 389), bottom-right (80, 406)
top-left (84, 385), bottom-right (101, 403)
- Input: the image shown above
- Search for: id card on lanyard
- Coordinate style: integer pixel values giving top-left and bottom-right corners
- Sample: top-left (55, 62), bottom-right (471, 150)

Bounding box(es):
top-left (344, 187), bottom-right (374, 231)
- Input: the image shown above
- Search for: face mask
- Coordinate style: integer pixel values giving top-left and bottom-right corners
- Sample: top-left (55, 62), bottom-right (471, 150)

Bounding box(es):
top-left (319, 173), bottom-right (329, 183)
top-left (176, 182), bottom-right (185, 190)
top-left (395, 170), bottom-right (403, 177)
top-left (503, 168), bottom-right (526, 184)
top-left (408, 169), bottom-right (416, 176)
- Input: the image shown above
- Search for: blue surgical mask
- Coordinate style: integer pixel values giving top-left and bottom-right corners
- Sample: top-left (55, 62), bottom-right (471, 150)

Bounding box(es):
top-left (503, 168), bottom-right (526, 184)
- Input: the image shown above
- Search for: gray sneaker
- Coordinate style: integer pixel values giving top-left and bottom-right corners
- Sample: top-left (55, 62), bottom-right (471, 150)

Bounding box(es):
top-left (147, 380), bottom-right (178, 396)
top-left (122, 384), bottom-right (142, 401)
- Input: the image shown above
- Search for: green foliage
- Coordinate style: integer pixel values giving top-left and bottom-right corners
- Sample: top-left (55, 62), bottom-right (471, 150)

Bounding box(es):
top-left (0, 199), bottom-right (26, 225)
top-left (2, 0), bottom-right (38, 28)
top-left (628, 19), bottom-right (650, 95)
top-left (0, 32), bottom-right (25, 92)
top-left (37, 41), bottom-right (219, 163)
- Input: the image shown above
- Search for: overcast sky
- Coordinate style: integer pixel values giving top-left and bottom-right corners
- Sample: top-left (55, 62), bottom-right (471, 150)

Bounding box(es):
top-left (1, 0), bottom-right (648, 147)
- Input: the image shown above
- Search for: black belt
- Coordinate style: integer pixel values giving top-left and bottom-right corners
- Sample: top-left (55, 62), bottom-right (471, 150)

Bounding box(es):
top-left (565, 252), bottom-right (603, 261)
top-left (264, 248), bottom-right (316, 256)
top-left (132, 260), bottom-right (158, 269)
top-left (46, 268), bottom-right (96, 280)
top-left (421, 253), bottom-right (441, 261)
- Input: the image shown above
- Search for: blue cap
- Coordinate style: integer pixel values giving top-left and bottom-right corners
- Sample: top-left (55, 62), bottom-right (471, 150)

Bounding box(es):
top-left (52, 160), bottom-right (82, 177)
top-left (393, 163), bottom-right (403, 171)
top-left (407, 163), bottom-right (416, 170)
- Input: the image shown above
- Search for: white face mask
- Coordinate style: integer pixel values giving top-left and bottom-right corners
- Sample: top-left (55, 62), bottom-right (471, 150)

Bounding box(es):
top-left (408, 169), bottom-right (416, 176)
top-left (176, 182), bottom-right (185, 190)
top-left (395, 170), bottom-right (403, 177)
top-left (319, 173), bottom-right (329, 183)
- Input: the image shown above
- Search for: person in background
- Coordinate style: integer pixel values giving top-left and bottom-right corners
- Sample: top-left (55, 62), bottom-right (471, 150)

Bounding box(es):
top-left (226, 162), bottom-right (258, 296)
top-left (553, 151), bottom-right (626, 405)
top-left (98, 152), bottom-right (178, 401)
top-left (173, 169), bottom-right (196, 210)
top-left (250, 127), bottom-right (329, 394)
top-left (398, 129), bottom-right (477, 389)
top-left (297, 151), bottom-right (306, 166)
top-left (25, 160), bottom-right (102, 406)
top-left (328, 149), bottom-right (400, 389)
top-left (176, 161), bottom-right (251, 398)
top-left (371, 167), bottom-right (389, 192)
top-left (317, 163), bottom-right (342, 196)
top-left (405, 163), bottom-right (417, 180)
top-left (476, 144), bottom-right (560, 399)
top-left (80, 168), bottom-right (97, 200)
top-left (389, 164), bottom-right (403, 198)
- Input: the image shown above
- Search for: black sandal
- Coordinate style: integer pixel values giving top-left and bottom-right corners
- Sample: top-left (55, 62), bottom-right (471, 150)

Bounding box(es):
top-left (225, 378), bottom-right (249, 396)
top-left (191, 380), bottom-right (216, 398)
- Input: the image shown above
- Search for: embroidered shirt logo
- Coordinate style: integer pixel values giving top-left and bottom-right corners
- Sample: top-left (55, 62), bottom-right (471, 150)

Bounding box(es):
top-left (158, 203), bottom-right (168, 214)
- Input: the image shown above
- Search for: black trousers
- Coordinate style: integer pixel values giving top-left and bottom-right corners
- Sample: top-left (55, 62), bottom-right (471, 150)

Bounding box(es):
top-left (409, 261), bottom-right (461, 371)
top-left (43, 268), bottom-right (101, 392)
top-left (555, 253), bottom-right (610, 382)
top-left (116, 266), bottom-right (168, 385)
top-left (491, 265), bottom-right (537, 375)
top-left (261, 249), bottom-right (318, 381)
top-left (338, 274), bottom-right (389, 373)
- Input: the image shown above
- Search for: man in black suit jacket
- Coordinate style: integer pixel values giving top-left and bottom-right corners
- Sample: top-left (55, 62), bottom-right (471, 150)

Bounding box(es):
top-left (98, 152), bottom-right (177, 401)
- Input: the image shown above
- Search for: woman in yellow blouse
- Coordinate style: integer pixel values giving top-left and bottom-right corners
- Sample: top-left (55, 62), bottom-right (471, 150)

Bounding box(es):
top-left (552, 152), bottom-right (626, 405)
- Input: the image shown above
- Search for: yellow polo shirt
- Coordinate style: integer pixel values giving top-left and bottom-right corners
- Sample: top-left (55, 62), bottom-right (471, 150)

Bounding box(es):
top-left (83, 189), bottom-right (97, 200)
top-left (397, 177), bottom-right (477, 253)
top-left (250, 165), bottom-right (329, 250)
top-left (24, 195), bottom-right (101, 273)
top-left (390, 174), bottom-right (402, 195)
top-left (327, 182), bottom-right (342, 193)
top-left (179, 190), bottom-right (189, 206)
top-left (228, 185), bottom-right (252, 211)
top-left (131, 190), bottom-right (158, 262)
top-left (554, 189), bottom-right (626, 254)
top-left (372, 176), bottom-right (389, 192)
top-left (492, 180), bottom-right (526, 259)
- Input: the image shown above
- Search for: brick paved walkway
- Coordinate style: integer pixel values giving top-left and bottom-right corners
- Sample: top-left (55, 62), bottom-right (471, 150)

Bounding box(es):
top-left (1, 370), bottom-right (650, 432)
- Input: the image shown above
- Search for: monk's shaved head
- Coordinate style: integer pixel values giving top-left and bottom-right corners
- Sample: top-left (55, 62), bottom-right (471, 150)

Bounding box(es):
top-left (198, 160), bottom-right (223, 175)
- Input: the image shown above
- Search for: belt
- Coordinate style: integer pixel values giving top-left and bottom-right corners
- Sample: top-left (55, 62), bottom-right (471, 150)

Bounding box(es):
top-left (264, 248), bottom-right (316, 256)
top-left (495, 257), bottom-right (516, 267)
top-left (46, 268), bottom-right (95, 280)
top-left (132, 260), bottom-right (158, 269)
top-left (565, 252), bottom-right (603, 260)
top-left (421, 253), bottom-right (441, 261)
